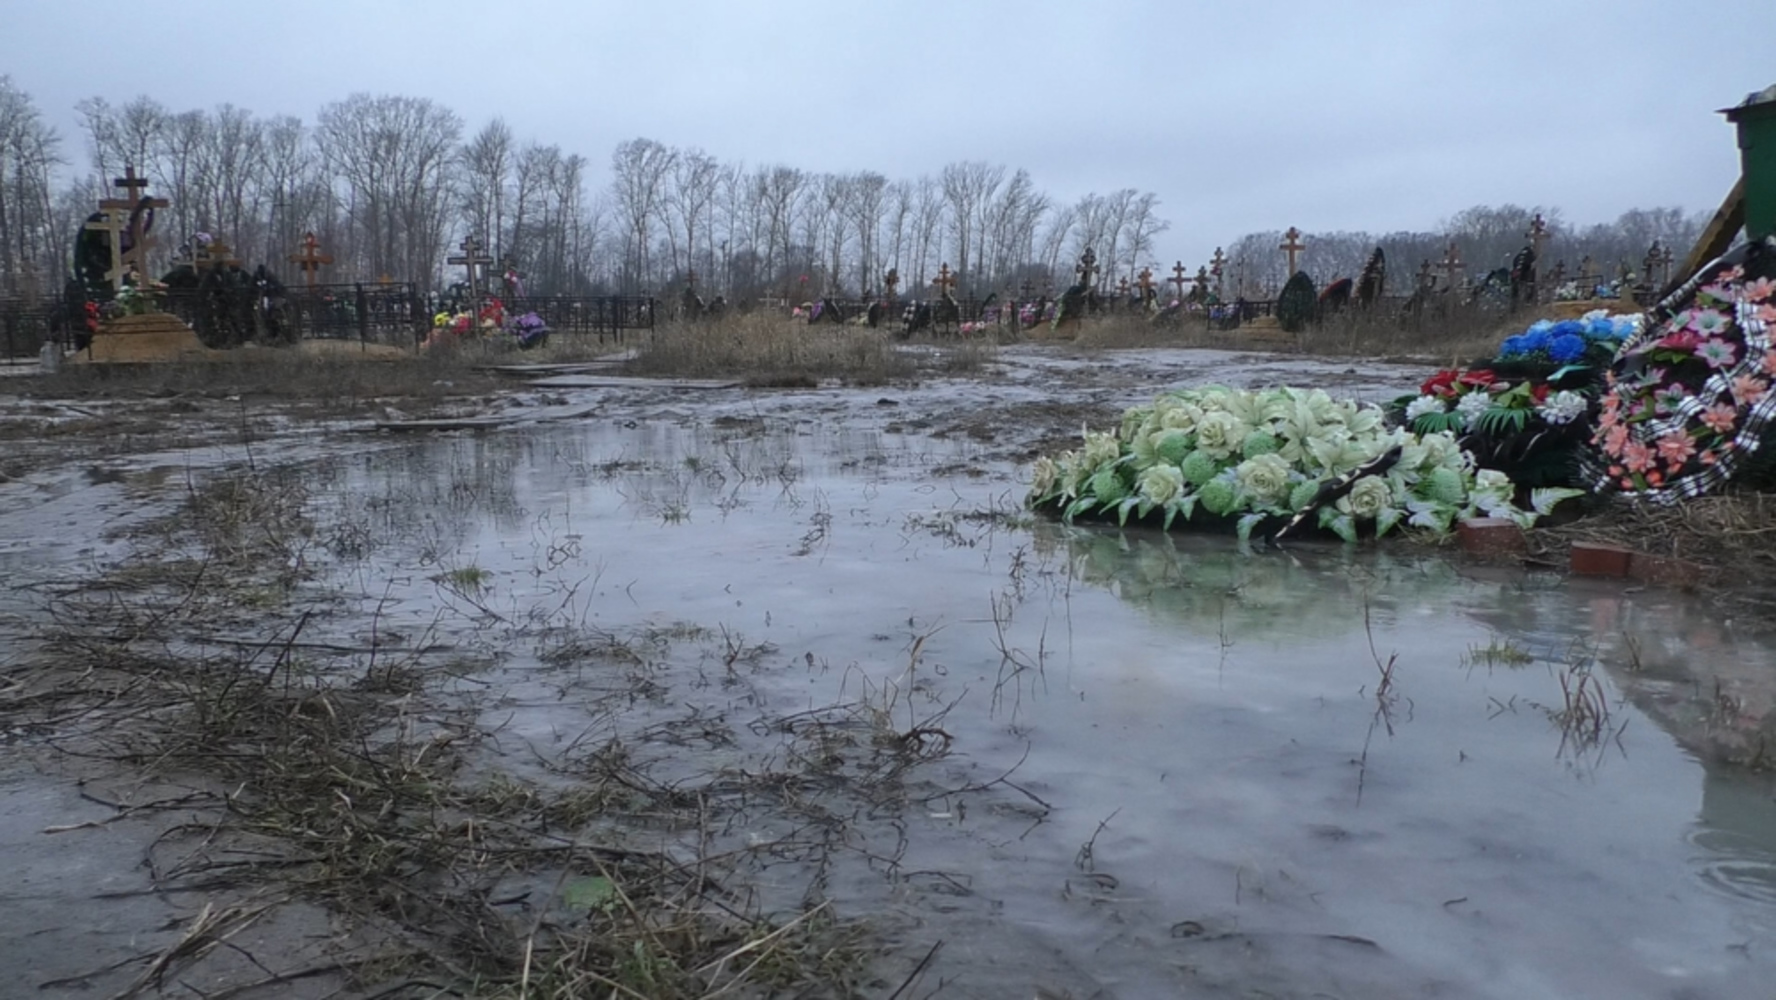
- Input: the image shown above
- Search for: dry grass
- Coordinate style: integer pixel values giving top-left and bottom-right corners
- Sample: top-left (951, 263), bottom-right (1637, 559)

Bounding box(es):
top-left (1066, 306), bottom-right (1520, 365)
top-left (9, 467), bottom-right (961, 998)
top-left (630, 314), bottom-right (919, 384)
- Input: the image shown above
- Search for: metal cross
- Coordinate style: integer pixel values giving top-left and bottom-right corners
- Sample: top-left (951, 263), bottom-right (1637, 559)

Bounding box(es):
top-left (1170, 261), bottom-right (1189, 301)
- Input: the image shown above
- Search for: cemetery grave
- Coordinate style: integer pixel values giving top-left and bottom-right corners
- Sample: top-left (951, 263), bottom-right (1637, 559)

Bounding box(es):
top-left (5, 81), bottom-right (1776, 1000)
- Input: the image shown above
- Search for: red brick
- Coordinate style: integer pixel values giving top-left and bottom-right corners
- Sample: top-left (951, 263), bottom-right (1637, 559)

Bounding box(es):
top-left (1628, 553), bottom-right (1706, 590)
top-left (1570, 541), bottom-right (1634, 577)
top-left (1458, 517), bottom-right (1527, 560)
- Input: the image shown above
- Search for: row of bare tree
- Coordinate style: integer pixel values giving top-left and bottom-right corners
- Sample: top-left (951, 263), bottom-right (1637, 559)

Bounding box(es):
top-left (1221, 204), bottom-right (1709, 299)
top-left (0, 82), bottom-right (1174, 302)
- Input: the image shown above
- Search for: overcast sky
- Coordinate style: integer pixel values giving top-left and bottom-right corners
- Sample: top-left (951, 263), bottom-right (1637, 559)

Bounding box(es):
top-left (5, 0), bottom-right (1774, 269)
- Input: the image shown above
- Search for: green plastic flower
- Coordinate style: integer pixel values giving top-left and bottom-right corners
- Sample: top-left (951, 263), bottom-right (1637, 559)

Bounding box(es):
top-left (1030, 456), bottom-right (1059, 497)
top-left (1288, 478), bottom-right (1322, 511)
top-left (1090, 468), bottom-right (1130, 504)
top-left (1180, 450), bottom-right (1223, 486)
top-left (1197, 476), bottom-right (1239, 516)
top-left (1418, 465), bottom-right (1466, 506)
top-left (1154, 430), bottom-right (1193, 467)
top-left (1241, 431), bottom-right (1282, 457)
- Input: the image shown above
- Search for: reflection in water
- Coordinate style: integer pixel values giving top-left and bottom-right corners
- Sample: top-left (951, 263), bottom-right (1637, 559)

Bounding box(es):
top-left (1035, 520), bottom-right (1475, 644)
top-left (1695, 769), bottom-right (1776, 905)
top-left (1043, 518), bottom-right (1776, 922)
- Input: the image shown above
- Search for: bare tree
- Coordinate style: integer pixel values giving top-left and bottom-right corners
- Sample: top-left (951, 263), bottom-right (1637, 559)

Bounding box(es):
top-left (0, 76), bottom-right (63, 298)
top-left (458, 118), bottom-right (513, 266)
top-left (317, 93), bottom-right (462, 285)
top-left (941, 161), bottom-right (1003, 296)
top-left (609, 137), bottom-right (675, 291)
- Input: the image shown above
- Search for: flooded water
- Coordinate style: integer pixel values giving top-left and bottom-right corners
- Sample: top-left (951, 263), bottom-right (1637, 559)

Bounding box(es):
top-left (279, 408), bottom-right (1776, 1000)
top-left (5, 348), bottom-right (1776, 998)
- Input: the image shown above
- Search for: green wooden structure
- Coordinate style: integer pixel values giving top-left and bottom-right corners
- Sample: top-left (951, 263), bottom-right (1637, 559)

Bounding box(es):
top-left (1723, 83), bottom-right (1776, 242)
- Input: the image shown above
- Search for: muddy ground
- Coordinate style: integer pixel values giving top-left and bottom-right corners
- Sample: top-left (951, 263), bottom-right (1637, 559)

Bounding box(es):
top-left (4, 342), bottom-right (1776, 1000)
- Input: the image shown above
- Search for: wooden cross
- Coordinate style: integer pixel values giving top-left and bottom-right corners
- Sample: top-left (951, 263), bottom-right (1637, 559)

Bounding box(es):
top-left (1550, 259), bottom-right (1567, 285)
top-left (1656, 244), bottom-right (1674, 287)
top-left (83, 212), bottom-right (132, 289)
top-left (1117, 276), bottom-right (1130, 297)
top-left (1417, 259), bottom-right (1435, 290)
top-left (1279, 227), bottom-right (1305, 276)
top-left (884, 268), bottom-right (900, 299)
top-left (932, 262), bottom-right (956, 297)
top-left (1136, 266), bottom-right (1155, 297)
top-left (1194, 266), bottom-right (1210, 297)
top-left (195, 237), bottom-right (241, 271)
top-left (1578, 255), bottom-right (1598, 292)
top-left (1437, 243), bottom-right (1465, 291)
top-left (1170, 261), bottom-right (1189, 301)
top-left (448, 236), bottom-right (495, 298)
top-left (1076, 247), bottom-right (1098, 288)
top-left (92, 164), bottom-right (170, 290)
top-left (1526, 213), bottom-right (1551, 262)
top-left (287, 231), bottom-right (332, 289)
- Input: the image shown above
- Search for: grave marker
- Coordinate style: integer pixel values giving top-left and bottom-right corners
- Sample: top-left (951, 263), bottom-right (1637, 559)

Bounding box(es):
top-left (288, 232), bottom-right (332, 290)
top-left (1170, 261), bottom-right (1188, 302)
top-left (448, 236), bottom-right (496, 301)
top-left (1437, 243), bottom-right (1465, 292)
top-left (932, 262), bottom-right (956, 297)
top-left (1279, 227), bottom-right (1305, 276)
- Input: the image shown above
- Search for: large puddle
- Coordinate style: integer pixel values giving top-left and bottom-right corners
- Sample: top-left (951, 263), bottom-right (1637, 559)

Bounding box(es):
top-left (5, 351), bottom-right (1776, 998)
top-left (262, 411), bottom-right (1776, 999)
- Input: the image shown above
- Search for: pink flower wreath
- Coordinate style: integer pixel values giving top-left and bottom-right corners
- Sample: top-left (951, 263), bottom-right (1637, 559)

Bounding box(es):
top-left (1586, 238), bottom-right (1776, 502)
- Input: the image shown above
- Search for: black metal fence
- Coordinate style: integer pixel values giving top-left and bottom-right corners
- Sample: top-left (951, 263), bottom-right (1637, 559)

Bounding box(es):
top-left (491, 296), bottom-right (654, 341)
top-left (0, 300), bottom-right (58, 357)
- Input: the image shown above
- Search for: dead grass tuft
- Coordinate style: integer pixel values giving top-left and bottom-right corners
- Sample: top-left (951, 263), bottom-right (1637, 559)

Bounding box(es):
top-left (631, 315), bottom-right (916, 384)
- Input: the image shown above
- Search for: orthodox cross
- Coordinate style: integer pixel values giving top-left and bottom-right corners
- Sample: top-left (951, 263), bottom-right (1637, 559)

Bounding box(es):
top-left (1279, 227), bottom-right (1305, 276)
top-left (884, 268), bottom-right (900, 300)
top-left (1642, 242), bottom-right (1663, 288)
top-left (1578, 255), bottom-right (1599, 292)
top-left (1116, 276), bottom-right (1130, 298)
top-left (1170, 261), bottom-right (1189, 301)
top-left (932, 262), bottom-right (957, 297)
top-left (1526, 213), bottom-right (1551, 264)
top-left (195, 237), bottom-right (242, 271)
top-left (288, 232), bottom-right (332, 290)
top-left (1416, 259), bottom-right (1435, 291)
top-left (448, 236), bottom-right (495, 298)
top-left (1550, 259), bottom-right (1567, 286)
top-left (1193, 266), bottom-right (1210, 297)
top-left (1076, 247), bottom-right (1098, 288)
top-left (90, 164), bottom-right (170, 290)
top-left (1437, 244), bottom-right (1465, 292)
top-left (1656, 243), bottom-right (1674, 287)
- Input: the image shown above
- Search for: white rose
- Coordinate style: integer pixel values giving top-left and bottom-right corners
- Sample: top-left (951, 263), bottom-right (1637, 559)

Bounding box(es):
top-left (1235, 453), bottom-right (1292, 506)
top-left (1137, 464), bottom-right (1186, 505)
top-left (1082, 430), bottom-right (1121, 470)
top-left (1404, 395), bottom-right (1446, 421)
top-left (1339, 475), bottom-right (1393, 520)
top-left (1194, 410), bottom-right (1248, 459)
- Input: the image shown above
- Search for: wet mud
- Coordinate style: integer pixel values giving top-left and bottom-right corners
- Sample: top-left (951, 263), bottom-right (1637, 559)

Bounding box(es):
top-left (3, 344), bottom-right (1775, 999)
